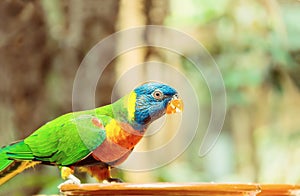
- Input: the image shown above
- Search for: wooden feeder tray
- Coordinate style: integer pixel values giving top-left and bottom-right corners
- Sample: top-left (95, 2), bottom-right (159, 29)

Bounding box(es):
top-left (60, 182), bottom-right (300, 195)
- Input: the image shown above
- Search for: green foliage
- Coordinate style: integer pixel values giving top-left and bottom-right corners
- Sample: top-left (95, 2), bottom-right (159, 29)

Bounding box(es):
top-left (162, 0), bottom-right (300, 184)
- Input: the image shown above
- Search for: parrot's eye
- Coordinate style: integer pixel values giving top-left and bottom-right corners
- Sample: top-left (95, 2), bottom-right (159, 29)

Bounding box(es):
top-left (152, 90), bottom-right (164, 100)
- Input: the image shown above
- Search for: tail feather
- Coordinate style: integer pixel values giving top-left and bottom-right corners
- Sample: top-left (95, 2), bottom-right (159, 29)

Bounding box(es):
top-left (0, 141), bottom-right (39, 185)
top-left (0, 161), bottom-right (38, 185)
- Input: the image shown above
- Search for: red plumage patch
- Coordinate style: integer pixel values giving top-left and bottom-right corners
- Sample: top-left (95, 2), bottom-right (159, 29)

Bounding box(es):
top-left (92, 117), bottom-right (104, 129)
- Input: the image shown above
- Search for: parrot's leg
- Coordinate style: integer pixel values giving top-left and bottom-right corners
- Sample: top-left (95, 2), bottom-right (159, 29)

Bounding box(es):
top-left (57, 166), bottom-right (81, 188)
top-left (80, 165), bottom-right (123, 183)
top-left (102, 166), bottom-right (123, 183)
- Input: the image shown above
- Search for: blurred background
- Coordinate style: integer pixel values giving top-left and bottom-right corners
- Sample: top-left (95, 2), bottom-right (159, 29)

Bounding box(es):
top-left (1, 0), bottom-right (300, 195)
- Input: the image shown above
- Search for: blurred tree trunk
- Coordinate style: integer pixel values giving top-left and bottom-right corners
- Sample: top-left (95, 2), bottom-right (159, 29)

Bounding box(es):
top-left (115, 0), bottom-right (169, 182)
top-left (0, 0), bottom-right (52, 195)
top-left (0, 0), bottom-right (119, 195)
top-left (43, 0), bottom-right (119, 113)
top-left (115, 0), bottom-right (149, 182)
top-left (0, 0), bottom-right (51, 140)
top-left (0, 0), bottom-right (119, 139)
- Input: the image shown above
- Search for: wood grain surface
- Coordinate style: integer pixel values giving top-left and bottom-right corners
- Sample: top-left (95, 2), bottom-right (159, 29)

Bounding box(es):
top-left (59, 182), bottom-right (300, 195)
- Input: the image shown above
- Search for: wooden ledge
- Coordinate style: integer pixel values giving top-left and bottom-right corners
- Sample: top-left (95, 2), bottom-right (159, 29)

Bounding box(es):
top-left (258, 184), bottom-right (300, 195)
top-left (60, 183), bottom-right (300, 195)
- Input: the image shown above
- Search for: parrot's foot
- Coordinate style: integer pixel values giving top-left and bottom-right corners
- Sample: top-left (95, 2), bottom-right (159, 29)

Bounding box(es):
top-left (103, 177), bottom-right (123, 184)
top-left (57, 174), bottom-right (81, 188)
top-left (58, 166), bottom-right (81, 189)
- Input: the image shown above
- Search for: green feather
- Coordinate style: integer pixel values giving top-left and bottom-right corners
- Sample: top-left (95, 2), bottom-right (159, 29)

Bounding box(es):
top-left (5, 141), bottom-right (35, 160)
top-left (24, 112), bottom-right (108, 165)
top-left (4, 104), bottom-right (117, 166)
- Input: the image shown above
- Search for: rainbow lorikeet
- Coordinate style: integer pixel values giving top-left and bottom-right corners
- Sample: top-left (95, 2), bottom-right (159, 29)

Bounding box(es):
top-left (0, 82), bottom-right (183, 187)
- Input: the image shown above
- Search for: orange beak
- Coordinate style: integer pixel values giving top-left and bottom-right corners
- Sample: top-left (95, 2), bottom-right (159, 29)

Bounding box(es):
top-left (166, 98), bottom-right (184, 114)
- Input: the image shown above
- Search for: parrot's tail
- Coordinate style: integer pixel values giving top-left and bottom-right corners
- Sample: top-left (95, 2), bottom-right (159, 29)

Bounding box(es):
top-left (0, 141), bottom-right (38, 186)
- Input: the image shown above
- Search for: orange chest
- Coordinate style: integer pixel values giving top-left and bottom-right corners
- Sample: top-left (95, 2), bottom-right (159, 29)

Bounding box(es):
top-left (91, 120), bottom-right (144, 164)
top-left (105, 119), bottom-right (143, 150)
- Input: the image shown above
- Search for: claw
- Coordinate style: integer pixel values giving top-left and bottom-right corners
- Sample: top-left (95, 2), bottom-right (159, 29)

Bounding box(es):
top-left (58, 166), bottom-right (81, 189)
top-left (103, 177), bottom-right (123, 184)
top-left (58, 174), bottom-right (81, 188)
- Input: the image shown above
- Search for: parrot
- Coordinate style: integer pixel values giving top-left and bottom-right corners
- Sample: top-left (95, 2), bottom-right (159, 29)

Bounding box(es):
top-left (0, 81), bottom-right (183, 187)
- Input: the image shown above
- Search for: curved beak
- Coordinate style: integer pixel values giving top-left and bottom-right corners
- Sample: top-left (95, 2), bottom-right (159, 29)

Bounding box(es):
top-left (166, 95), bottom-right (184, 114)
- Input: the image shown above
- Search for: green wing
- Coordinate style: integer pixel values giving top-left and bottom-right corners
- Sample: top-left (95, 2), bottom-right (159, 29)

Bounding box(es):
top-left (6, 109), bottom-right (112, 166)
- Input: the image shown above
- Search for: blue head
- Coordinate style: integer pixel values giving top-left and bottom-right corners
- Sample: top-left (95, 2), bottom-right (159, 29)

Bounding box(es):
top-left (131, 82), bottom-right (180, 127)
